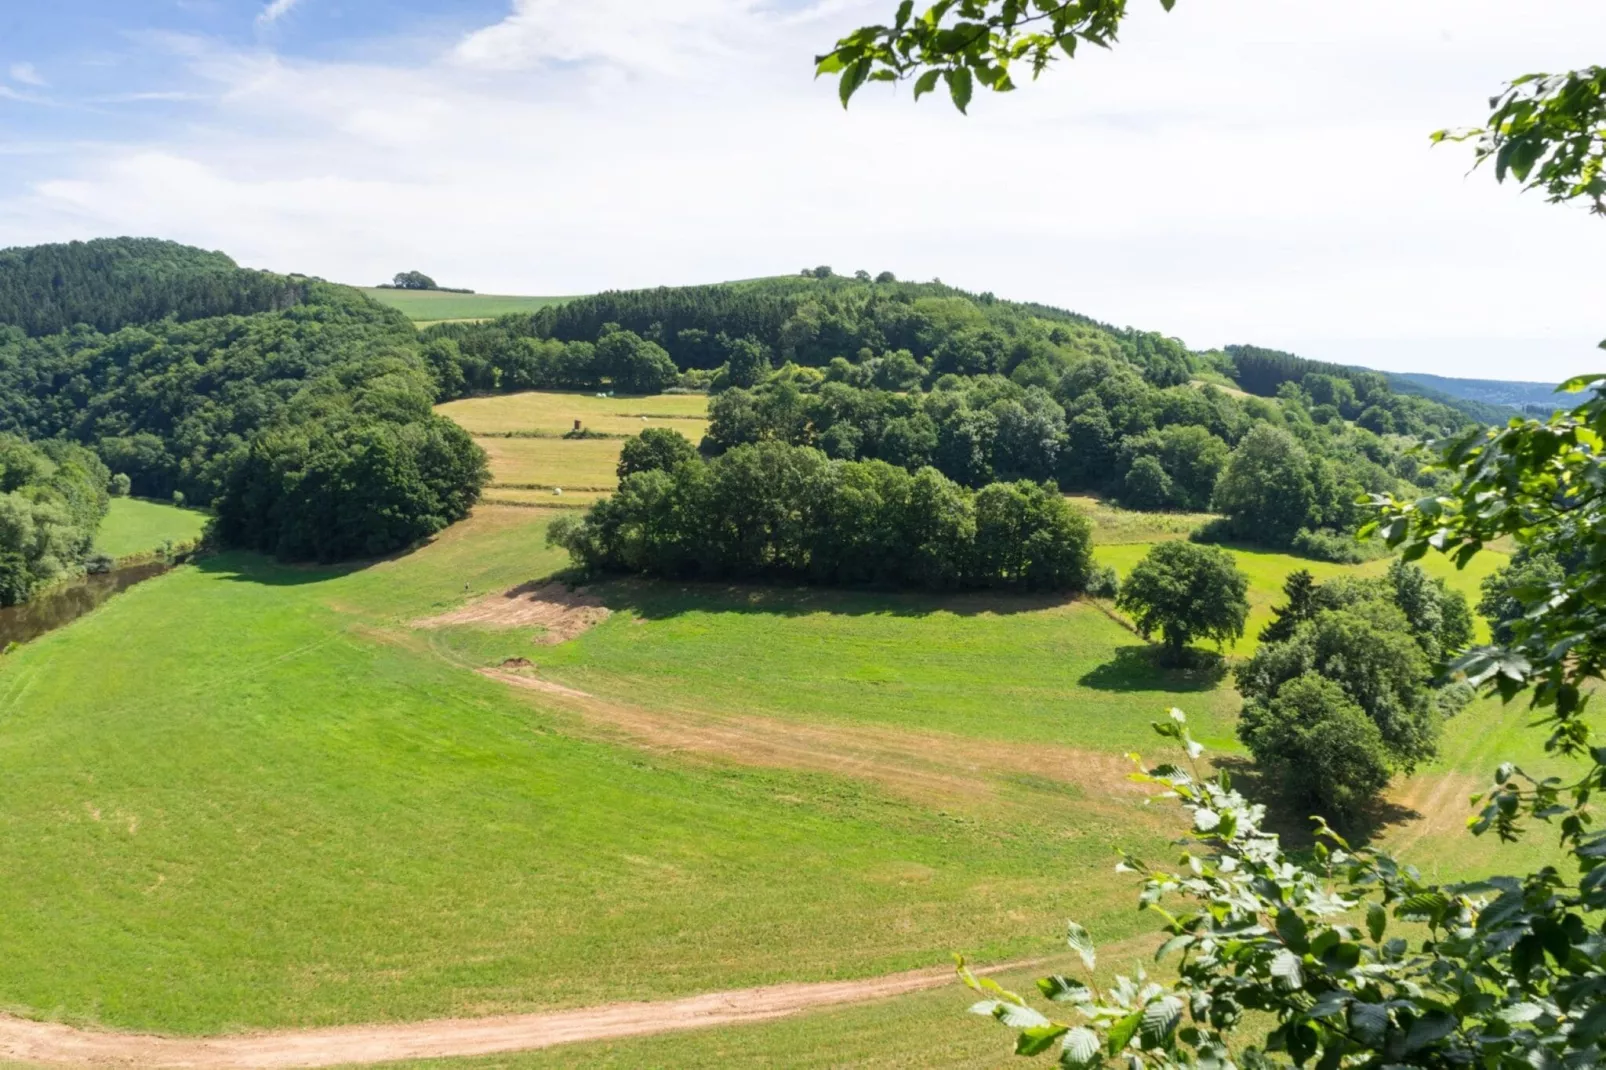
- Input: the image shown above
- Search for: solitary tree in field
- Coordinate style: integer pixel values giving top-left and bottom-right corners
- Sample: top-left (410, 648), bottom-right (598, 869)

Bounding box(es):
top-left (391, 270), bottom-right (438, 290)
top-left (1115, 541), bottom-right (1247, 666)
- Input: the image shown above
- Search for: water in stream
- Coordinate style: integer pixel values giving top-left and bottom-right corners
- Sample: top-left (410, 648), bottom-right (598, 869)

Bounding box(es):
top-left (0, 562), bottom-right (172, 649)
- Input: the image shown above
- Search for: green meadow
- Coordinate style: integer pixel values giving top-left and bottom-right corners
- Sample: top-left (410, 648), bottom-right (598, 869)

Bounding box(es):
top-left (359, 288), bottom-right (574, 324)
top-left (0, 508), bottom-right (1182, 1036)
top-left (93, 498), bottom-right (210, 561)
top-left (0, 422), bottom-right (1574, 1061)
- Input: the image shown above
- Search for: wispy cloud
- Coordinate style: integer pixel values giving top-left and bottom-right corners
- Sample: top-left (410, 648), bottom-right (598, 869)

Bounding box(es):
top-left (256, 0), bottom-right (305, 28)
top-left (9, 63), bottom-right (46, 87)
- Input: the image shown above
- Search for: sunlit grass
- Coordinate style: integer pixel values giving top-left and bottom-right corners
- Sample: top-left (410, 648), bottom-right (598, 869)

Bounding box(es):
top-left (92, 498), bottom-right (209, 561)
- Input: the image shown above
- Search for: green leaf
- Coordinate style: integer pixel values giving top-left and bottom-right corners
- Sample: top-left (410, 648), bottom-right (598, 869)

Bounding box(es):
top-left (839, 58), bottom-right (871, 108)
top-left (1404, 1010), bottom-right (1456, 1052)
top-left (1366, 901), bottom-right (1387, 942)
top-left (1139, 996), bottom-right (1183, 1049)
top-left (944, 66), bottom-right (974, 113)
top-left (814, 52), bottom-right (846, 75)
top-left (1038, 975), bottom-right (1092, 1003)
top-left (994, 1002), bottom-right (1052, 1029)
top-left (1016, 1024), bottom-right (1070, 1056)
top-left (1066, 921), bottom-right (1096, 970)
top-left (1275, 909), bottom-right (1309, 953)
top-left (1106, 1010), bottom-right (1142, 1054)
top-left (1060, 1026), bottom-right (1101, 1069)
top-left (1270, 948), bottom-right (1303, 990)
top-left (1349, 1002), bottom-right (1390, 1045)
top-left (912, 68), bottom-right (942, 101)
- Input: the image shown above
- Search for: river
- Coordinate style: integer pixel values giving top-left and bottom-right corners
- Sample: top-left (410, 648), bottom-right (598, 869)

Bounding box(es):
top-left (0, 562), bottom-right (173, 649)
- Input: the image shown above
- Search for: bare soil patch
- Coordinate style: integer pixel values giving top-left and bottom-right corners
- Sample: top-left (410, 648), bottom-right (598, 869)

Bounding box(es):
top-left (480, 669), bottom-right (1150, 815)
top-left (0, 962), bottom-right (1003, 1069)
top-left (414, 583), bottom-right (610, 644)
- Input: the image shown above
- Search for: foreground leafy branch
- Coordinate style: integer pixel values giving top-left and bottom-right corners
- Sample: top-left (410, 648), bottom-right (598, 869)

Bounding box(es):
top-left (817, 0), bottom-right (1176, 112)
top-left (964, 711), bottom-right (1606, 1068)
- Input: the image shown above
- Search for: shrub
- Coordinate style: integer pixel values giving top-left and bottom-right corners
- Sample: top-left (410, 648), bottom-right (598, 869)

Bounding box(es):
top-left (1289, 526), bottom-right (1382, 564)
top-left (1086, 565), bottom-right (1120, 599)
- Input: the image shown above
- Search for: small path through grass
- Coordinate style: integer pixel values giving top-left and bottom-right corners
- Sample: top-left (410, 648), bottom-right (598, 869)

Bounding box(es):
top-left (0, 961), bottom-right (1031, 1068)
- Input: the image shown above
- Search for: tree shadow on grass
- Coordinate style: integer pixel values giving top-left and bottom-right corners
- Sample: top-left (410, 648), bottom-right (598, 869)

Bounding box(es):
top-left (550, 572), bottom-right (1090, 622)
top-left (193, 551), bottom-right (369, 588)
top-left (1078, 645), bottom-right (1228, 693)
top-left (1209, 756), bottom-right (1424, 851)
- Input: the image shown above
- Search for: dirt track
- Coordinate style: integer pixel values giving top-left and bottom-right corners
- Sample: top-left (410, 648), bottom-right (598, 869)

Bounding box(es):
top-left (0, 963), bottom-right (992, 1068)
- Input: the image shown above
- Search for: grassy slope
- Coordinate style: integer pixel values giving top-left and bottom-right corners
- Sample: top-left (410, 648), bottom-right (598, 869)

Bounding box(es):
top-left (359, 289), bottom-right (572, 324)
top-left (0, 508), bottom-right (1178, 1035)
top-left (92, 498), bottom-right (209, 561)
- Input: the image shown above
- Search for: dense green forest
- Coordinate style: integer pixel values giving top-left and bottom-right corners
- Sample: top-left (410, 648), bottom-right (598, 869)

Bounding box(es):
top-left (0, 239), bottom-right (486, 568)
top-left (0, 238), bottom-right (306, 338)
top-left (0, 436), bottom-right (109, 605)
top-left (431, 274), bottom-right (1481, 561)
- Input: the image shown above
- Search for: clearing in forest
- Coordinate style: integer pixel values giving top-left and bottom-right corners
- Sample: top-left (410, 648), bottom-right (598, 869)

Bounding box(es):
top-left (436, 390), bottom-right (711, 508)
top-left (93, 498), bottom-right (209, 561)
top-left (359, 288), bottom-right (574, 323)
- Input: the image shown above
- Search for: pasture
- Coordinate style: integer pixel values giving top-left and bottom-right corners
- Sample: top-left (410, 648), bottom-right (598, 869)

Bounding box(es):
top-left (359, 288), bottom-right (573, 324)
top-left (92, 498), bottom-right (209, 561)
top-left (0, 399), bottom-right (1570, 1065)
top-left (0, 507), bottom-right (1188, 1036)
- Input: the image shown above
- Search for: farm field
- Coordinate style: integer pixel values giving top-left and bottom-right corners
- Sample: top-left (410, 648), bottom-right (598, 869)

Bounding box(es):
top-left (358, 288), bottom-right (573, 324)
top-left (92, 498), bottom-right (209, 561)
top-left (439, 391), bottom-right (711, 500)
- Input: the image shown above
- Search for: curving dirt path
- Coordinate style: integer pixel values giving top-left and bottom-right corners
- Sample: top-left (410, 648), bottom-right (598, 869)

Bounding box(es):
top-left (0, 962), bottom-right (1006, 1068)
top-left (478, 667), bottom-right (1152, 815)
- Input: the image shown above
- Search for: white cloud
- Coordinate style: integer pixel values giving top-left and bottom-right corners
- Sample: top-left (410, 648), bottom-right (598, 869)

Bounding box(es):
top-left (256, 0), bottom-right (305, 28)
top-left (451, 0), bottom-right (762, 75)
top-left (3, 0), bottom-right (1604, 381)
top-left (9, 63), bottom-right (45, 86)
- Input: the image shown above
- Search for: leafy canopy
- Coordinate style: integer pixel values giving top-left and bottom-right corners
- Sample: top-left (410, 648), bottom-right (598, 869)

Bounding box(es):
top-left (1115, 541), bottom-right (1247, 664)
top-left (818, 0), bottom-right (1176, 113)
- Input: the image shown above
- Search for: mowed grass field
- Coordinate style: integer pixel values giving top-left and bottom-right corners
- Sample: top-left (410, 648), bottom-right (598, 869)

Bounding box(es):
top-left (92, 498), bottom-right (209, 561)
top-left (359, 288), bottom-right (573, 325)
top-left (0, 507), bottom-right (1191, 1036)
top-left (438, 391), bottom-right (711, 508)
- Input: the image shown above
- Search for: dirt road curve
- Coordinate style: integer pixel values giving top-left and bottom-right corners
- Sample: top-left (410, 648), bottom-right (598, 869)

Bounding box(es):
top-left (0, 963), bottom-right (983, 1068)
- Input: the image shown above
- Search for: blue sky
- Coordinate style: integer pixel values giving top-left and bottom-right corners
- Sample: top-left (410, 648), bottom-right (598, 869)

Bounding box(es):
top-left (2, 1), bottom-right (1603, 382)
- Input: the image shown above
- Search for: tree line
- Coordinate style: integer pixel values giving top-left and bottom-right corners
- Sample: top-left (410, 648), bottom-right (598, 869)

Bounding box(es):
top-left (549, 436), bottom-right (1097, 592)
top-left (0, 435), bottom-right (109, 605)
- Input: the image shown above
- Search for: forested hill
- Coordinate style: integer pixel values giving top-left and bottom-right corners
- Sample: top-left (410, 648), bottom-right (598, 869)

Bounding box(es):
top-left (0, 240), bottom-right (487, 575)
top-left (1391, 371), bottom-right (1562, 416)
top-left (1222, 344), bottom-right (1522, 425)
top-left (0, 237), bottom-right (306, 337)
